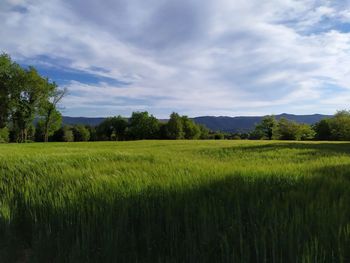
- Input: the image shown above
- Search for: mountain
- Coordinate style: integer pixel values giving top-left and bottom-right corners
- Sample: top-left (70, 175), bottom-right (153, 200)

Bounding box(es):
top-left (63, 113), bottom-right (332, 133)
top-left (62, 116), bottom-right (106, 126)
top-left (192, 114), bottom-right (332, 132)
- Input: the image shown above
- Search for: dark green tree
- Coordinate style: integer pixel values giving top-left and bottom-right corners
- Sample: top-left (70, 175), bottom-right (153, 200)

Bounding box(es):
top-left (166, 112), bottom-right (184, 139)
top-left (328, 110), bottom-right (350, 141)
top-left (73, 125), bottom-right (90, 142)
top-left (96, 116), bottom-right (128, 141)
top-left (198, 124), bottom-right (209, 139)
top-left (273, 118), bottom-right (299, 140)
top-left (182, 116), bottom-right (201, 139)
top-left (128, 112), bottom-right (159, 140)
top-left (313, 119), bottom-right (332, 140)
top-left (254, 116), bottom-right (277, 140)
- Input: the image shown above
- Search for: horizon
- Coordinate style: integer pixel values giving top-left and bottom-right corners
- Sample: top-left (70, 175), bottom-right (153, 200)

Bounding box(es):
top-left (63, 112), bottom-right (333, 119)
top-left (2, 1), bottom-right (350, 117)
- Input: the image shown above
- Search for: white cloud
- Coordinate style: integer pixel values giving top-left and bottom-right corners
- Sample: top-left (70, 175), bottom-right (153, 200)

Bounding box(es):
top-left (1, 0), bottom-right (350, 117)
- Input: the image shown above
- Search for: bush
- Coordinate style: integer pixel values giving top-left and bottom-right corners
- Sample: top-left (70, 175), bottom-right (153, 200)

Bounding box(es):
top-left (0, 127), bottom-right (9, 143)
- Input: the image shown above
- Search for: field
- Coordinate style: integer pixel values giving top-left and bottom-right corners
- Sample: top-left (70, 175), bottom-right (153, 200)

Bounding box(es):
top-left (0, 140), bottom-right (349, 262)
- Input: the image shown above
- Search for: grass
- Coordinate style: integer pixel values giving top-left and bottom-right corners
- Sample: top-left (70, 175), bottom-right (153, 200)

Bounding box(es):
top-left (0, 140), bottom-right (349, 262)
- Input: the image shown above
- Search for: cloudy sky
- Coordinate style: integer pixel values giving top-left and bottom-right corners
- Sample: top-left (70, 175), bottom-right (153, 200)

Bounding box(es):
top-left (1, 0), bottom-right (350, 117)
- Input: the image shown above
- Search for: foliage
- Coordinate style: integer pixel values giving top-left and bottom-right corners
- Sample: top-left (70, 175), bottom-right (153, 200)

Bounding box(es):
top-left (198, 124), bottom-right (210, 139)
top-left (313, 119), bottom-right (332, 140)
top-left (182, 116), bottom-right (201, 139)
top-left (0, 141), bottom-right (349, 262)
top-left (96, 116), bottom-right (128, 141)
top-left (72, 125), bottom-right (90, 142)
top-left (0, 53), bottom-right (64, 142)
top-left (128, 112), bottom-right (160, 140)
top-left (166, 112), bottom-right (184, 139)
top-left (313, 111), bottom-right (350, 141)
top-left (296, 123), bottom-right (316, 141)
top-left (329, 110), bottom-right (350, 141)
top-left (0, 127), bottom-right (9, 143)
top-left (253, 115), bottom-right (277, 140)
top-left (52, 126), bottom-right (74, 142)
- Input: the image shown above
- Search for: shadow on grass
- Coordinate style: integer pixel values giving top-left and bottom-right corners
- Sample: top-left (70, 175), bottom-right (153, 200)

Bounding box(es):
top-left (1, 166), bottom-right (350, 263)
top-left (240, 142), bottom-right (350, 155)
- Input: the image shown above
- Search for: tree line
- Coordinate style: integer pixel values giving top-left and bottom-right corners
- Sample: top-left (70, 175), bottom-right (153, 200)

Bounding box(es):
top-left (0, 111), bottom-right (214, 143)
top-left (248, 111), bottom-right (350, 141)
top-left (39, 112), bottom-right (212, 142)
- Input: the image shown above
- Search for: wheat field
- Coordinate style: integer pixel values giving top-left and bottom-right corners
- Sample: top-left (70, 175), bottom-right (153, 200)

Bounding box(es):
top-left (0, 140), bottom-right (349, 262)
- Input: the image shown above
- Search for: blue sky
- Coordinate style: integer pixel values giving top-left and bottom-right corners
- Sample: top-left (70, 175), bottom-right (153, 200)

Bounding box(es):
top-left (1, 0), bottom-right (350, 118)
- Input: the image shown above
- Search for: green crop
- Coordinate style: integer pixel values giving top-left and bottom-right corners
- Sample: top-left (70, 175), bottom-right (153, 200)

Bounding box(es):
top-left (0, 140), bottom-right (349, 262)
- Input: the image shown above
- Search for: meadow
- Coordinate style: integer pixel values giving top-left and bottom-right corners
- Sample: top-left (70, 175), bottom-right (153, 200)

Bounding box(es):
top-left (0, 140), bottom-right (349, 262)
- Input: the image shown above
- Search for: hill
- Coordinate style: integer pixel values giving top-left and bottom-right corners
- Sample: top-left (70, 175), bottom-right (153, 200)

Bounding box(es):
top-left (193, 113), bottom-right (332, 132)
top-left (63, 113), bottom-right (331, 132)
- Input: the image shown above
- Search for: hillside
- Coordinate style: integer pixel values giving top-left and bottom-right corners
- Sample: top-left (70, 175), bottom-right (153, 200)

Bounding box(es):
top-left (63, 113), bottom-right (331, 132)
top-left (193, 113), bottom-right (332, 132)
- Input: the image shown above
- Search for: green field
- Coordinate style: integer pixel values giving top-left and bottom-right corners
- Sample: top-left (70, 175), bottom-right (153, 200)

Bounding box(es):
top-left (0, 141), bottom-right (349, 262)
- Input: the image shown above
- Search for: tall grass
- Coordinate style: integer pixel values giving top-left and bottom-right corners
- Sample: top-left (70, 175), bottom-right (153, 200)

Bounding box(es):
top-left (0, 140), bottom-right (349, 262)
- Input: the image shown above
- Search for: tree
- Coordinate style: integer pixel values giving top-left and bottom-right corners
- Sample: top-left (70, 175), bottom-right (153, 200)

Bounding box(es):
top-left (39, 86), bottom-right (66, 142)
top-left (86, 125), bottom-right (97, 141)
top-left (0, 53), bottom-right (65, 143)
top-left (52, 126), bottom-right (74, 142)
top-left (253, 116), bottom-right (277, 140)
top-left (10, 66), bottom-right (53, 142)
top-left (328, 110), bottom-right (350, 141)
top-left (0, 53), bottom-right (20, 128)
top-left (274, 118), bottom-right (299, 140)
top-left (63, 127), bottom-right (74, 142)
top-left (166, 112), bottom-right (184, 139)
top-left (182, 116), bottom-right (201, 139)
top-left (128, 112), bottom-right (159, 140)
top-left (198, 124), bottom-right (209, 139)
top-left (72, 125), bottom-right (90, 141)
top-left (313, 119), bottom-right (332, 140)
top-left (296, 124), bottom-right (315, 141)
top-left (96, 116), bottom-right (128, 141)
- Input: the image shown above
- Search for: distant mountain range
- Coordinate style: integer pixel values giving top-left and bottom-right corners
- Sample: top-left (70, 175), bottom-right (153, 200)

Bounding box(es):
top-left (63, 113), bottom-right (332, 133)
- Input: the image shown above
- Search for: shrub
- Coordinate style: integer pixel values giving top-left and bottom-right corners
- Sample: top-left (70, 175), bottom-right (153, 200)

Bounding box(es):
top-left (0, 127), bottom-right (9, 143)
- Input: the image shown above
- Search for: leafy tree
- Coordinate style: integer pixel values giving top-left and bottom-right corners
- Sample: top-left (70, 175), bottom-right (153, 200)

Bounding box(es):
top-left (274, 118), bottom-right (299, 140)
top-left (73, 125), bottom-right (90, 141)
top-left (0, 53), bottom-right (20, 128)
top-left (86, 125), bottom-right (97, 141)
top-left (296, 124), bottom-right (315, 141)
top-left (182, 116), bottom-right (201, 139)
top-left (198, 124), bottom-right (209, 139)
top-left (0, 53), bottom-right (65, 143)
top-left (253, 116), bottom-right (277, 140)
top-left (328, 110), bottom-right (350, 141)
top-left (313, 119), bottom-right (332, 140)
top-left (52, 126), bottom-right (74, 142)
top-left (38, 86), bottom-right (66, 142)
top-left (166, 112), bottom-right (184, 139)
top-left (96, 116), bottom-right (128, 141)
top-left (62, 126), bottom-right (74, 142)
top-left (128, 112), bottom-right (159, 140)
top-left (10, 67), bottom-right (51, 142)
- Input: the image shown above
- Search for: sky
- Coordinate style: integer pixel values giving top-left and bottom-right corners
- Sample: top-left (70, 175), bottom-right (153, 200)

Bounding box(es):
top-left (1, 0), bottom-right (350, 118)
